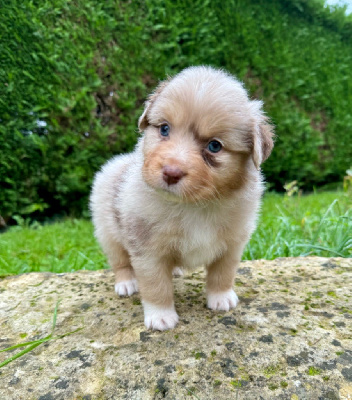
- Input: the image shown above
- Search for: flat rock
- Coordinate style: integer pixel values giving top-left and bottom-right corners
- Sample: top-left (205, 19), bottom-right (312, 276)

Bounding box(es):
top-left (0, 257), bottom-right (351, 400)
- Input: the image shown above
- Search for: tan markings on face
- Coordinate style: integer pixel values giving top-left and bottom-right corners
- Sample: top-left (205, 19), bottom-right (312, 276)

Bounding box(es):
top-left (149, 93), bottom-right (253, 152)
top-left (142, 135), bottom-right (216, 202)
top-left (142, 123), bottom-right (252, 203)
top-left (188, 118), bottom-right (253, 196)
top-left (211, 151), bottom-right (252, 196)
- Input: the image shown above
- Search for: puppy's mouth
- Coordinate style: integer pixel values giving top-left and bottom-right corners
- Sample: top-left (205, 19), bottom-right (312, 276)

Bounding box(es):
top-left (145, 171), bottom-right (214, 204)
top-left (155, 187), bottom-right (185, 203)
top-left (155, 165), bottom-right (188, 202)
top-left (143, 164), bottom-right (190, 202)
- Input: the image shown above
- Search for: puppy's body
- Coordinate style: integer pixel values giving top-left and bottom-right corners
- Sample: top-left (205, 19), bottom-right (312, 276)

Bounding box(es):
top-left (92, 150), bottom-right (261, 269)
top-left (90, 66), bottom-right (273, 330)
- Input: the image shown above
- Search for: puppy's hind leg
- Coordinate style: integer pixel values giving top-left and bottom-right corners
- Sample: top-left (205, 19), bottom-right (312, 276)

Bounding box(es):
top-left (107, 242), bottom-right (138, 297)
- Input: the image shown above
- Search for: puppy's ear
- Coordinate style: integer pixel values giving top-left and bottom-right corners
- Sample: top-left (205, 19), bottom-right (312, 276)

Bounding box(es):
top-left (138, 78), bottom-right (171, 132)
top-left (250, 101), bottom-right (275, 170)
top-left (138, 101), bottom-right (152, 132)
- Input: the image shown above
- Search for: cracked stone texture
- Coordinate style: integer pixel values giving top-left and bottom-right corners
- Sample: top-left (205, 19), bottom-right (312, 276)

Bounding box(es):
top-left (0, 257), bottom-right (351, 400)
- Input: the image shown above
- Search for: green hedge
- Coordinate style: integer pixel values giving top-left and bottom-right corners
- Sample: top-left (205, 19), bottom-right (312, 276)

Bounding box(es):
top-left (1, 0), bottom-right (351, 220)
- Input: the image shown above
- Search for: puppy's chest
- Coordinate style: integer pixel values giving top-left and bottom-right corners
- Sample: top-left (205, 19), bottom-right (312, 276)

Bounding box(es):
top-left (157, 214), bottom-right (227, 267)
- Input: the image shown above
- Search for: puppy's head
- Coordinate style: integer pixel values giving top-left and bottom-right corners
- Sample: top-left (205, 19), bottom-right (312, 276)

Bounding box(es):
top-left (139, 66), bottom-right (274, 203)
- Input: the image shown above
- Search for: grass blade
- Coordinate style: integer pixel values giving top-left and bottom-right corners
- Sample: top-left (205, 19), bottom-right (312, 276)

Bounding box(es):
top-left (0, 334), bottom-right (51, 353)
top-left (53, 327), bottom-right (84, 339)
top-left (0, 300), bottom-right (83, 369)
top-left (295, 244), bottom-right (345, 257)
top-left (0, 341), bottom-right (43, 368)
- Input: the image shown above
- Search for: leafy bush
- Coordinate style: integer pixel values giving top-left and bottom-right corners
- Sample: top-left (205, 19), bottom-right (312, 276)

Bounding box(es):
top-left (1, 0), bottom-right (351, 220)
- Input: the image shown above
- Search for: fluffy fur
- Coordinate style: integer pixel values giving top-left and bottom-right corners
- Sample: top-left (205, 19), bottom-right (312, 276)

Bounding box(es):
top-left (90, 66), bottom-right (274, 330)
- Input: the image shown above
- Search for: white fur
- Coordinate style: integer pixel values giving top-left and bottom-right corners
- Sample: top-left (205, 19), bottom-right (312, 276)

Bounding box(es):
top-left (207, 289), bottom-right (239, 311)
top-left (114, 279), bottom-right (138, 296)
top-left (172, 267), bottom-right (184, 277)
top-left (143, 301), bottom-right (179, 331)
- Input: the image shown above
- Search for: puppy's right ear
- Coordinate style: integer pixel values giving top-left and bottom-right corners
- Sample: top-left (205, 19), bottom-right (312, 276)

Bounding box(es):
top-left (138, 101), bottom-right (152, 132)
top-left (138, 78), bottom-right (171, 132)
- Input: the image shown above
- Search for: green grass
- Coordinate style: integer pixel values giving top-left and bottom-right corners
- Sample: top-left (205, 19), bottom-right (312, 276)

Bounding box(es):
top-left (244, 191), bottom-right (351, 260)
top-left (0, 191), bottom-right (351, 276)
top-left (0, 219), bottom-right (106, 276)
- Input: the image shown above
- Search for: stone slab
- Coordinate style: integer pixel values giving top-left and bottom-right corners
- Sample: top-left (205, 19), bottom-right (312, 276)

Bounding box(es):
top-left (0, 257), bottom-right (351, 399)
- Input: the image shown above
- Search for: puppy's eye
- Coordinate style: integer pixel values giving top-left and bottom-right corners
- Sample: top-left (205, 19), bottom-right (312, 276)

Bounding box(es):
top-left (160, 124), bottom-right (170, 137)
top-left (207, 140), bottom-right (222, 153)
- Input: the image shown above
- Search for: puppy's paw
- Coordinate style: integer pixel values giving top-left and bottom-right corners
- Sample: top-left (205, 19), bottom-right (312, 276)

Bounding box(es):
top-left (172, 267), bottom-right (184, 277)
top-left (143, 302), bottom-right (179, 331)
top-left (114, 279), bottom-right (138, 296)
top-left (207, 289), bottom-right (239, 311)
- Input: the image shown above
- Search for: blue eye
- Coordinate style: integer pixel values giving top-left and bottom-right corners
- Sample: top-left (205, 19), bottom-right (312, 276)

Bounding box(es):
top-left (160, 124), bottom-right (170, 137)
top-left (207, 140), bottom-right (222, 153)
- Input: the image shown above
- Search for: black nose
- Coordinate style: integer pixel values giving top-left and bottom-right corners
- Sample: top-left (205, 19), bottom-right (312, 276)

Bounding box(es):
top-left (162, 165), bottom-right (185, 185)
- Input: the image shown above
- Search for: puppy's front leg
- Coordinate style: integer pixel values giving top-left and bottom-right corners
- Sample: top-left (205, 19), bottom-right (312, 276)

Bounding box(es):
top-left (206, 244), bottom-right (246, 311)
top-left (132, 257), bottom-right (179, 331)
top-left (108, 243), bottom-right (138, 297)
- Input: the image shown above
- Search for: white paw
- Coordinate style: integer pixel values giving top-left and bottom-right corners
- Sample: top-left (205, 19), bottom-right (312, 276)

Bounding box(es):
top-left (143, 301), bottom-right (179, 331)
top-left (207, 289), bottom-right (239, 311)
top-left (114, 279), bottom-right (138, 296)
top-left (172, 267), bottom-right (184, 277)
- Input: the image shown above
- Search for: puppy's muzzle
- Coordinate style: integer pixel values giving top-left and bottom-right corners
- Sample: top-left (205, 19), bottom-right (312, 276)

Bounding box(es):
top-left (162, 165), bottom-right (186, 186)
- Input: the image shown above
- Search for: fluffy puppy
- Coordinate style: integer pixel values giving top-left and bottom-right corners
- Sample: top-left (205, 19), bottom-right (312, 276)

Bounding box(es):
top-left (90, 66), bottom-right (274, 330)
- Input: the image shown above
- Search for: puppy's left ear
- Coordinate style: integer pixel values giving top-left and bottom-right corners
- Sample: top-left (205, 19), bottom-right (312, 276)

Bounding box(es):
top-left (250, 101), bottom-right (275, 170)
top-left (138, 78), bottom-right (171, 132)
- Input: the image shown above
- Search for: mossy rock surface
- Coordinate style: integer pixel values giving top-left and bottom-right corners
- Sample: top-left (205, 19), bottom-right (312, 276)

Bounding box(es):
top-left (0, 257), bottom-right (351, 399)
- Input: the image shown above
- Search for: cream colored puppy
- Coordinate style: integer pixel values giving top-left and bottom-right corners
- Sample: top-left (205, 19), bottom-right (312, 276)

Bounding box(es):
top-left (90, 66), bottom-right (274, 330)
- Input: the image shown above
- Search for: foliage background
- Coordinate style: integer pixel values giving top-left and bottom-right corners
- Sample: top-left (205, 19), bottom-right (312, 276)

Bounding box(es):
top-left (1, 0), bottom-right (352, 221)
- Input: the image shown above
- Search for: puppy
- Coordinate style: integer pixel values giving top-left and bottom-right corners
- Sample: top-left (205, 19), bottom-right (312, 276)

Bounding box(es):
top-left (90, 66), bottom-right (274, 330)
